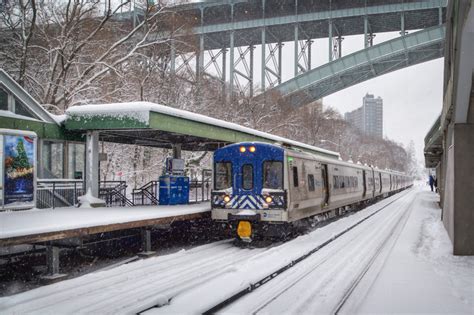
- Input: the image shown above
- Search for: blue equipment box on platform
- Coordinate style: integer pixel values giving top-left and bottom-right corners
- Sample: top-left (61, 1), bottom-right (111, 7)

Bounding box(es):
top-left (159, 175), bottom-right (189, 205)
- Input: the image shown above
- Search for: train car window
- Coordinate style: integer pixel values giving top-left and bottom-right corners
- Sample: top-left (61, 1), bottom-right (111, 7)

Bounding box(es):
top-left (308, 174), bottom-right (315, 191)
top-left (214, 162), bottom-right (232, 190)
top-left (293, 166), bottom-right (299, 187)
top-left (263, 161), bottom-right (283, 189)
top-left (242, 164), bottom-right (253, 190)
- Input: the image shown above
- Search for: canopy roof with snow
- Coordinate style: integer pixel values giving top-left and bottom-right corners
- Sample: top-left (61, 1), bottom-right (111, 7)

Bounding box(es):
top-left (65, 102), bottom-right (340, 158)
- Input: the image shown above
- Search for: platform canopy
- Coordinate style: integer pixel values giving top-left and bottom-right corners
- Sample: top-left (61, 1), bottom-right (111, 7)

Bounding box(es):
top-left (64, 102), bottom-right (339, 159)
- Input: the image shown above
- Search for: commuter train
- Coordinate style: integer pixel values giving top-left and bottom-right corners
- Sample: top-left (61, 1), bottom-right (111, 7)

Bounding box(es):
top-left (211, 142), bottom-right (412, 241)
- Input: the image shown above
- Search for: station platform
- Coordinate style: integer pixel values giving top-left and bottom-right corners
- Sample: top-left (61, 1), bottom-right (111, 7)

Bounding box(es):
top-left (0, 204), bottom-right (210, 246)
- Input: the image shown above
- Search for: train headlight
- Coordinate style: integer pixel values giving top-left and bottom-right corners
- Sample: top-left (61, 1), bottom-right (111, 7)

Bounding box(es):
top-left (239, 146), bottom-right (246, 153)
top-left (223, 195), bottom-right (231, 203)
top-left (265, 196), bottom-right (273, 203)
top-left (249, 146), bottom-right (256, 153)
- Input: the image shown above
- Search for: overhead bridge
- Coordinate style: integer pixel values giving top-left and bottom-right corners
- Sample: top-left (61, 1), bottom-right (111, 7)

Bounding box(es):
top-left (262, 25), bottom-right (445, 107)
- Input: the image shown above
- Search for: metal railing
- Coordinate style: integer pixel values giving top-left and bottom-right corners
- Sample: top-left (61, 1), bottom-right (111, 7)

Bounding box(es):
top-left (36, 179), bottom-right (84, 209)
top-left (132, 181), bottom-right (159, 206)
top-left (36, 180), bottom-right (134, 209)
top-left (99, 181), bottom-right (135, 207)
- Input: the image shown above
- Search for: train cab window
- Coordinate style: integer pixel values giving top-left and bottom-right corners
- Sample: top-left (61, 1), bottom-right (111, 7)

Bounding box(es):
top-left (214, 162), bottom-right (232, 190)
top-left (292, 166), bottom-right (299, 187)
top-left (263, 161), bottom-right (283, 189)
top-left (308, 174), bottom-right (315, 191)
top-left (242, 164), bottom-right (253, 190)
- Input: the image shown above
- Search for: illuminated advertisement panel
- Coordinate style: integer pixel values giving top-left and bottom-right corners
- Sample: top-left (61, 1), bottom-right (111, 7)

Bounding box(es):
top-left (3, 134), bottom-right (36, 208)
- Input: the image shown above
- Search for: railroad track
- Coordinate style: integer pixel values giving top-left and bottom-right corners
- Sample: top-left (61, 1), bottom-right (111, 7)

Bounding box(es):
top-left (216, 189), bottom-right (417, 314)
top-left (143, 188), bottom-right (416, 314)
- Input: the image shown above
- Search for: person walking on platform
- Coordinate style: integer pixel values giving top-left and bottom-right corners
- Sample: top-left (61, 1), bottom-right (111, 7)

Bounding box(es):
top-left (429, 175), bottom-right (435, 192)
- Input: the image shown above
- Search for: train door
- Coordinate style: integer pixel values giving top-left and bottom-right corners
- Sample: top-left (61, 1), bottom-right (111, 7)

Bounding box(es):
top-left (321, 164), bottom-right (329, 206)
top-left (362, 170), bottom-right (367, 198)
top-left (235, 155), bottom-right (260, 208)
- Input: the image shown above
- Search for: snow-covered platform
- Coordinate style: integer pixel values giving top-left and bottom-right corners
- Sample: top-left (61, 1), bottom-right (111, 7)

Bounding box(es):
top-left (0, 204), bottom-right (210, 246)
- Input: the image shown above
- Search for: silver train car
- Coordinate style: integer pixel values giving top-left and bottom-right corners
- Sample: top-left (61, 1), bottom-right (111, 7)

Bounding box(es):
top-left (211, 142), bottom-right (412, 241)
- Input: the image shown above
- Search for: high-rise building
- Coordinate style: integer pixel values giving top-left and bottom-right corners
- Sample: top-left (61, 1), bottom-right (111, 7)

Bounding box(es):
top-left (344, 93), bottom-right (383, 138)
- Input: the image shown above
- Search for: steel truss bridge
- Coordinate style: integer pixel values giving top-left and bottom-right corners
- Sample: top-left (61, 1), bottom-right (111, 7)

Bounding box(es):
top-left (162, 0), bottom-right (447, 106)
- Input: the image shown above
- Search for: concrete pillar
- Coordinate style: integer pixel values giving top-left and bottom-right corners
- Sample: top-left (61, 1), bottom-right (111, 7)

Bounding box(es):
top-left (451, 124), bottom-right (474, 255)
top-left (85, 131), bottom-right (100, 198)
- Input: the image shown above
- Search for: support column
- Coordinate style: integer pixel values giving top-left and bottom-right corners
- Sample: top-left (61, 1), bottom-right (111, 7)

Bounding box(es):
top-left (170, 40), bottom-right (176, 77)
top-left (229, 31), bottom-right (235, 102)
top-left (222, 48), bottom-right (227, 99)
top-left (364, 16), bottom-right (368, 48)
top-left (138, 229), bottom-right (156, 257)
top-left (172, 144), bottom-right (182, 159)
top-left (197, 35), bottom-right (204, 82)
top-left (294, 24), bottom-right (299, 77)
top-left (41, 245), bottom-right (66, 282)
top-left (249, 45), bottom-right (254, 97)
top-left (328, 20), bottom-right (333, 61)
top-left (278, 42), bottom-right (282, 85)
top-left (438, 5), bottom-right (443, 25)
top-left (307, 39), bottom-right (312, 70)
top-left (400, 12), bottom-right (407, 36)
top-left (261, 28), bottom-right (266, 91)
top-left (85, 131), bottom-right (101, 199)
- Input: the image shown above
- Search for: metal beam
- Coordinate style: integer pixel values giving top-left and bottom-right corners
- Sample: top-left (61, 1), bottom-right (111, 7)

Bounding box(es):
top-left (262, 25), bottom-right (445, 107)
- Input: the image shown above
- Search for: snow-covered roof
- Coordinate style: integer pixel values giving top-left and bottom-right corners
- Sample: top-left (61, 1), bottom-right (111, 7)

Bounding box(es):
top-left (66, 102), bottom-right (340, 158)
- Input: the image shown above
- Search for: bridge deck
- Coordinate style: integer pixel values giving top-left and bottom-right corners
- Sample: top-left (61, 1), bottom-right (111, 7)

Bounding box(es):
top-left (0, 204), bottom-right (210, 246)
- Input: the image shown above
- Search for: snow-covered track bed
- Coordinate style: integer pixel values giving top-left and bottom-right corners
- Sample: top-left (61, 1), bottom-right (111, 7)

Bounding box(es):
top-left (0, 240), bottom-right (268, 314)
top-left (144, 189), bottom-right (416, 314)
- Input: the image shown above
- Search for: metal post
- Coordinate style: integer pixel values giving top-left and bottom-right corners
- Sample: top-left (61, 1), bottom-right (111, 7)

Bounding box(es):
top-left (400, 12), bottom-right (406, 36)
top-left (438, 5), bottom-right (443, 25)
top-left (261, 28), bottom-right (266, 91)
top-left (338, 35), bottom-right (343, 58)
top-left (307, 39), bottom-right (312, 70)
top-left (249, 45), bottom-right (254, 97)
top-left (170, 40), bottom-right (176, 78)
top-left (278, 42), bottom-right (282, 85)
top-left (294, 24), bottom-right (299, 77)
top-left (138, 229), bottom-right (155, 257)
top-left (197, 35), bottom-right (204, 82)
top-left (46, 245), bottom-right (60, 275)
top-left (222, 48), bottom-right (227, 98)
top-left (364, 16), bottom-right (368, 48)
top-left (52, 182), bottom-right (56, 209)
top-left (229, 31), bottom-right (235, 101)
top-left (328, 20), bottom-right (333, 61)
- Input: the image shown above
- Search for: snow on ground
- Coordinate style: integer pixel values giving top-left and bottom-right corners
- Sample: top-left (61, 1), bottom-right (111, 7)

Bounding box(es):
top-left (1, 187), bottom-right (472, 314)
top-left (348, 186), bottom-right (474, 314)
top-left (0, 203), bottom-right (210, 239)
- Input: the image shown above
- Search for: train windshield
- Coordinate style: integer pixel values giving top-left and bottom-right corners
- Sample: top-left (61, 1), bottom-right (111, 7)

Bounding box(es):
top-left (242, 164), bottom-right (253, 190)
top-left (263, 161), bottom-right (283, 189)
top-left (214, 162), bottom-right (232, 190)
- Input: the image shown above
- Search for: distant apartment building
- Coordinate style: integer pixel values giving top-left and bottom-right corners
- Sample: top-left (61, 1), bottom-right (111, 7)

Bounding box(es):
top-left (344, 93), bottom-right (383, 138)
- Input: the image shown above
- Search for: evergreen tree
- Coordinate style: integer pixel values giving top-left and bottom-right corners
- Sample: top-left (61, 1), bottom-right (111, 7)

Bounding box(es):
top-left (13, 139), bottom-right (30, 170)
